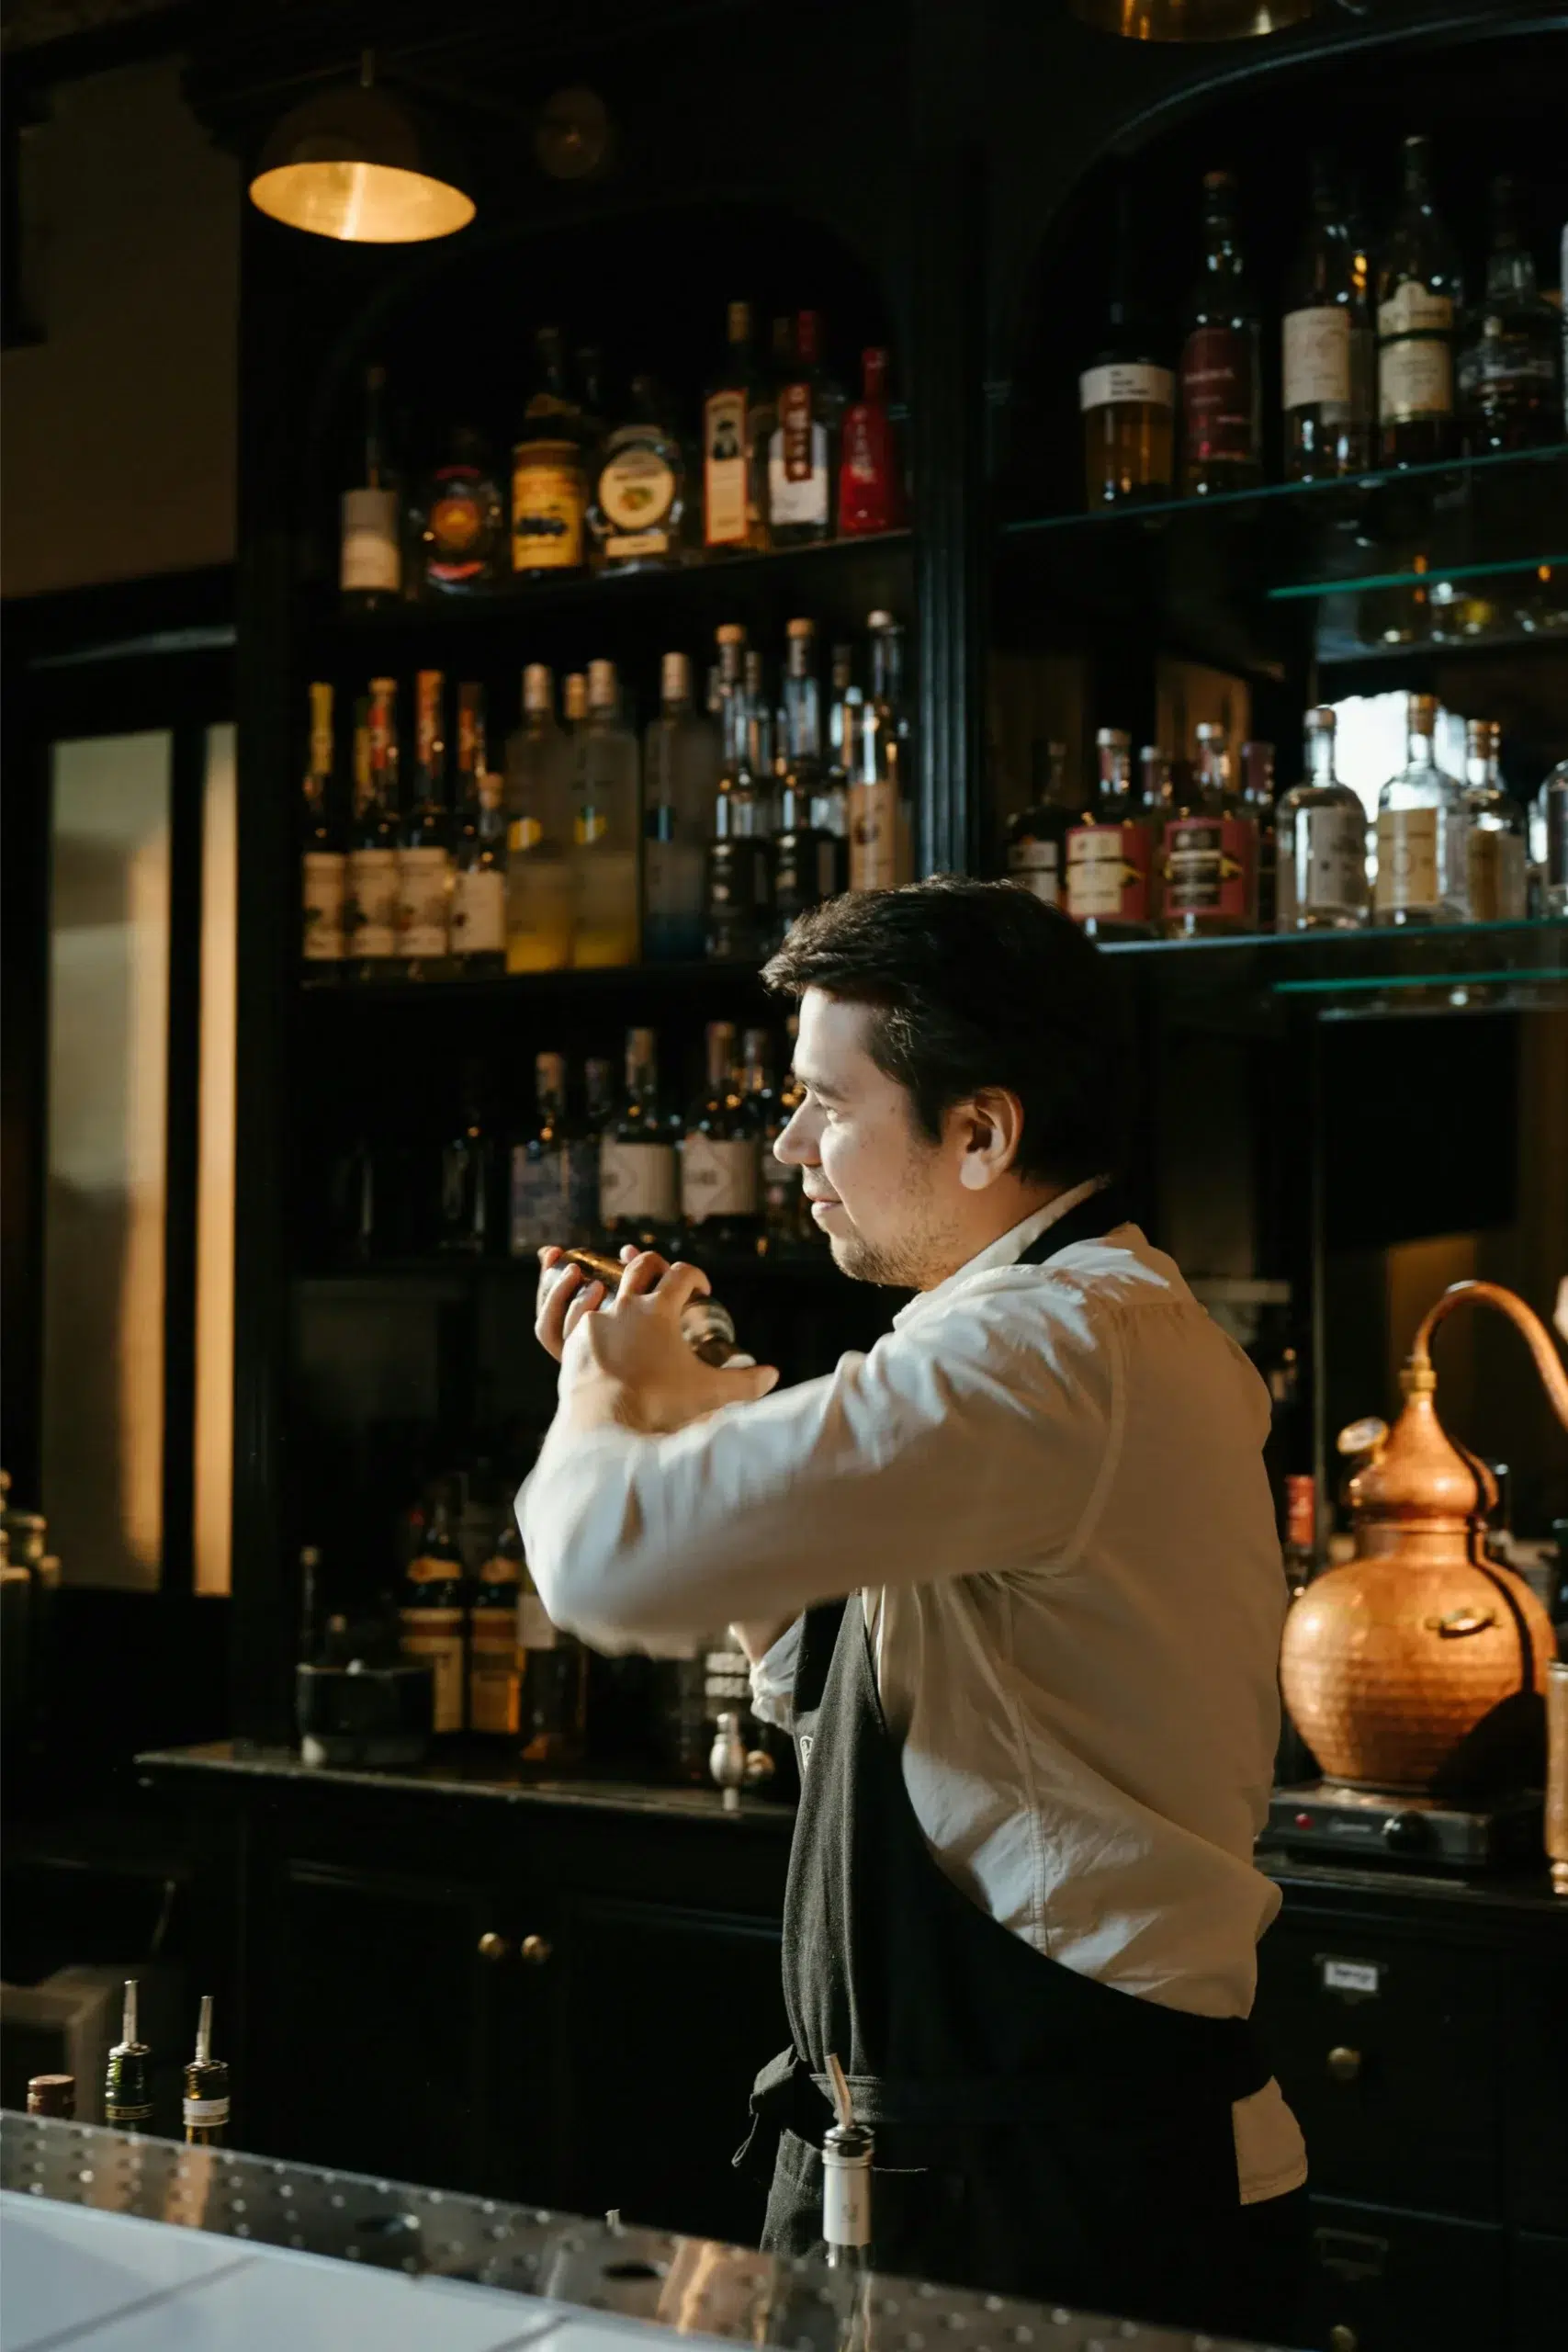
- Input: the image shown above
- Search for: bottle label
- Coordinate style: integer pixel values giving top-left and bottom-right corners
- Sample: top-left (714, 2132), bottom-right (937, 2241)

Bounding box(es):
top-left (1279, 807), bottom-right (1367, 923)
top-left (183, 2097), bottom-right (231, 2126)
top-left (1465, 828), bottom-right (1527, 922)
top-left (848, 779), bottom-right (902, 891)
top-left (520, 1593), bottom-right (558, 1651)
top-left (345, 847), bottom-right (400, 959)
top-left (1163, 816), bottom-right (1256, 919)
top-left (704, 390), bottom-right (750, 546)
top-left (512, 445), bottom-right (584, 571)
top-left (1179, 327), bottom-right (1258, 469)
top-left (427, 469), bottom-right (490, 585)
top-left (1378, 287), bottom-right (1454, 422)
top-left (1066, 822), bottom-right (1152, 922)
top-left (840, 410), bottom-right (893, 531)
top-left (453, 864), bottom-right (505, 956)
top-left (302, 850), bottom-right (347, 960)
top-left (1375, 806), bottom-right (1439, 910)
top-left (341, 488), bottom-right (400, 594)
top-left (773, 833), bottom-right (840, 918)
top-left (468, 1663), bottom-right (521, 1738)
top-left (399, 1610), bottom-right (465, 1732)
top-left (1457, 334), bottom-right (1559, 401)
top-left (1079, 362), bottom-right (1174, 413)
top-left (769, 402), bottom-right (829, 526)
top-left (600, 1137), bottom-right (677, 1223)
top-left (1283, 305), bottom-right (1353, 413)
top-left (682, 1134), bottom-right (759, 1221)
top-left (1006, 837), bottom-right (1062, 907)
top-left (510, 1147), bottom-right (572, 1254)
top-left (397, 846), bottom-right (452, 957)
top-left (105, 2100), bottom-right (154, 2125)
top-left (644, 838), bottom-right (705, 922)
top-left (599, 446), bottom-right (677, 559)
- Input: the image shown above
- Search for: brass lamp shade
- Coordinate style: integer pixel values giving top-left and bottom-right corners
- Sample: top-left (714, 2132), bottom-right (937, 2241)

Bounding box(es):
top-left (1069, 0), bottom-right (1314, 38)
top-left (250, 85), bottom-right (475, 243)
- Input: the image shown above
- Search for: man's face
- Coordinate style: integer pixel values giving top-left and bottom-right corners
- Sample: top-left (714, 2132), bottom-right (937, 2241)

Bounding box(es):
top-left (773, 989), bottom-right (963, 1288)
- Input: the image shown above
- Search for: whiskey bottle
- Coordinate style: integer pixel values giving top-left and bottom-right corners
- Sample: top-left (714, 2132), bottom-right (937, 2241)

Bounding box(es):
top-left (1240, 741), bottom-right (1278, 932)
top-left (1373, 693), bottom-right (1465, 926)
top-left (512, 327), bottom-right (587, 576)
top-left (104, 1979), bottom-right (153, 2129)
top-left (300, 681), bottom-right (346, 972)
top-left (510, 1051), bottom-right (574, 1258)
top-left (848, 614), bottom-right (910, 890)
top-left (1275, 707), bottom-right (1370, 933)
top-left (644, 651), bottom-right (719, 963)
top-left (773, 617), bottom-right (840, 940)
top-left (1066, 728), bottom-right (1155, 936)
top-left (1179, 170), bottom-right (1262, 495)
top-left (599, 1027), bottom-right (679, 1249)
top-left (415, 424), bottom-right (504, 596)
top-left (1457, 177), bottom-right (1562, 455)
top-left (1461, 719), bottom-right (1528, 922)
top-left (469, 1521), bottom-right (524, 1741)
top-left (703, 300), bottom-right (767, 554)
top-left (767, 311), bottom-right (839, 547)
top-left (838, 348), bottom-right (900, 536)
top-left (705, 624), bottom-right (772, 960)
top-left (819, 642), bottom-right (855, 856)
top-left (346, 677), bottom-right (401, 980)
top-left (1080, 187), bottom-right (1174, 509)
top-left (1161, 723), bottom-right (1258, 938)
top-left (505, 664), bottom-right (574, 973)
top-left (572, 660), bottom-right (640, 967)
top-left (1377, 135), bottom-right (1462, 468)
top-left (590, 374), bottom-right (689, 570)
top-left (182, 1996), bottom-right (230, 2147)
top-left (1005, 742), bottom-right (1071, 909)
top-left (1282, 153), bottom-right (1373, 481)
top-left (681, 1020), bottom-right (761, 1252)
top-left (452, 683), bottom-right (506, 978)
top-left (400, 1495), bottom-right (468, 1736)
top-left (519, 1536), bottom-right (588, 1769)
top-left (340, 362), bottom-right (400, 609)
top-left (399, 670), bottom-right (455, 981)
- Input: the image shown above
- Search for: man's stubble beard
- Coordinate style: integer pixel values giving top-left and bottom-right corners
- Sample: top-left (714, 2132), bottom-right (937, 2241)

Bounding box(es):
top-left (825, 1184), bottom-right (965, 1292)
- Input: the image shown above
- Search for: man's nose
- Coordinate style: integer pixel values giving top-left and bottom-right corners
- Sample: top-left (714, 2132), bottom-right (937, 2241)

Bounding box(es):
top-left (773, 1102), bottom-right (818, 1166)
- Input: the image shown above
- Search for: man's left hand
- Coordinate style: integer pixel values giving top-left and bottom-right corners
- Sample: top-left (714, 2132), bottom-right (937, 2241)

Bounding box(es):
top-left (557, 1250), bottom-right (780, 1434)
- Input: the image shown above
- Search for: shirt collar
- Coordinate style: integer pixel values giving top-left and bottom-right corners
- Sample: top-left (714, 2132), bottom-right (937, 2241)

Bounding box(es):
top-left (892, 1175), bottom-right (1111, 1329)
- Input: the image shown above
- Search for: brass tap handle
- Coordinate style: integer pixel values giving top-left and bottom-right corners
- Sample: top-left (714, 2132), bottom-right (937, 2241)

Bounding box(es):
top-left (519, 1933), bottom-right (553, 1967)
top-left (1410, 1282), bottom-right (1568, 1430)
top-left (477, 1932), bottom-right (511, 1962)
top-left (1326, 2044), bottom-right (1362, 2084)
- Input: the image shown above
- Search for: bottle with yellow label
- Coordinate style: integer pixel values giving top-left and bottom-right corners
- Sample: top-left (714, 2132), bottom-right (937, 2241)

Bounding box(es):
top-left (468, 1521), bottom-right (524, 1740)
top-left (512, 327), bottom-right (587, 578)
top-left (399, 1498), bottom-right (468, 1736)
top-left (505, 664), bottom-right (574, 970)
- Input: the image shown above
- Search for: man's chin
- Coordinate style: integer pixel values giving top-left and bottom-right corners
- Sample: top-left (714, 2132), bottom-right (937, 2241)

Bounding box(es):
top-left (827, 1228), bottom-right (907, 1286)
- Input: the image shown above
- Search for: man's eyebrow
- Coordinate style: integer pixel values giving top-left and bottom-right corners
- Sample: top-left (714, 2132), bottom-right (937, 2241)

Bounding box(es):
top-left (794, 1068), bottom-right (845, 1102)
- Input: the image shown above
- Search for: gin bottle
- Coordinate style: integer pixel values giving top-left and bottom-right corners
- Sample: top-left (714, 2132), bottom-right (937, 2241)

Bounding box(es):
top-left (1275, 707), bottom-right (1369, 933)
top-left (1461, 719), bottom-right (1528, 922)
top-left (1373, 693), bottom-right (1465, 925)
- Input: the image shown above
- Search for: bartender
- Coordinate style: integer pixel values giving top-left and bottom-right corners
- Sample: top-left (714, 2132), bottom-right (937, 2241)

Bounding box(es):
top-left (520, 879), bottom-right (1308, 2341)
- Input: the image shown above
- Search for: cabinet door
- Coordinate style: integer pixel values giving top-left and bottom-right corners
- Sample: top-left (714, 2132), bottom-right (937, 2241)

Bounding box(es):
top-left (1306, 2199), bottom-right (1506, 2352)
top-left (547, 1890), bottom-right (786, 2246)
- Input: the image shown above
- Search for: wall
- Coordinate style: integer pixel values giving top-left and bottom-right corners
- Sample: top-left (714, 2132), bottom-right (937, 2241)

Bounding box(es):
top-left (1, 54), bottom-right (239, 597)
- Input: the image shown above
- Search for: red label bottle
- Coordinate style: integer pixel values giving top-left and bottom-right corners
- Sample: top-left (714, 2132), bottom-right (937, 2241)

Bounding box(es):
top-left (837, 348), bottom-right (900, 536)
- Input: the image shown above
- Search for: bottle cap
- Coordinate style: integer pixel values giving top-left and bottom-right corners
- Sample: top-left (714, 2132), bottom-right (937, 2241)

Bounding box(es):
top-left (1095, 727), bottom-right (1130, 750)
top-left (369, 676), bottom-right (398, 697)
top-left (523, 663), bottom-right (554, 713)
top-left (866, 609), bottom-right (894, 630)
top-left (726, 299), bottom-right (750, 345)
top-left (661, 651), bottom-right (691, 701)
top-left (1407, 691), bottom-right (1438, 729)
top-left (1466, 718), bottom-right (1501, 753)
top-left (1194, 721), bottom-right (1227, 744)
top-left (1305, 706), bottom-right (1336, 732)
top-left (587, 659), bottom-right (617, 708)
top-left (786, 617), bottom-right (815, 639)
top-left (536, 1050), bottom-right (567, 1091)
top-left (716, 623), bottom-right (746, 646)
top-left (564, 673), bottom-right (589, 720)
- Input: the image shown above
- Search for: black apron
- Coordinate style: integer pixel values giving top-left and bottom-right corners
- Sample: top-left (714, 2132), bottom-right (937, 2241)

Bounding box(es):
top-left (737, 1189), bottom-right (1309, 2340)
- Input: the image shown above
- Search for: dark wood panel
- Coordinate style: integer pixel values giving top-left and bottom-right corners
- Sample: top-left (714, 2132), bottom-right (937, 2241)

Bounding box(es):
top-left (1306, 2199), bottom-right (1507, 2352)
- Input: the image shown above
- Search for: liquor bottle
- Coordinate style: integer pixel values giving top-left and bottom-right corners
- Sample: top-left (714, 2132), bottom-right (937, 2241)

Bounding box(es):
top-left (415, 424), bottom-right (505, 596)
top-left (572, 659), bottom-right (640, 967)
top-left (1282, 153), bottom-right (1374, 481)
top-left (819, 642), bottom-right (855, 856)
top-left (340, 362), bottom-right (400, 609)
top-left (1004, 742), bottom-right (1070, 908)
top-left (600, 1027), bottom-right (679, 1248)
top-left (505, 664), bottom-right (574, 973)
top-left (1539, 760), bottom-right (1568, 920)
top-left (1161, 723), bottom-right (1258, 938)
top-left (104, 1980), bottom-right (153, 2129)
top-left (439, 1066), bottom-right (496, 1255)
top-left (681, 1020), bottom-right (761, 1251)
top-left (519, 1534), bottom-right (587, 1768)
top-left (589, 374), bottom-right (689, 570)
top-left (1373, 692), bottom-right (1466, 926)
top-left (346, 677), bottom-right (402, 979)
top-left (1275, 707), bottom-right (1370, 933)
top-left (1461, 719), bottom-right (1529, 922)
top-left (1081, 187), bottom-right (1174, 509)
top-left (1458, 177), bottom-right (1562, 455)
top-left (510, 1050), bottom-right (576, 1258)
top-left (301, 681), bottom-right (345, 971)
top-left (773, 618), bottom-right (840, 940)
top-left (1240, 741), bottom-right (1277, 932)
top-left (767, 311), bottom-right (839, 548)
top-left (512, 326), bottom-right (587, 576)
top-left (451, 684), bottom-right (506, 978)
top-left (838, 347), bottom-right (900, 535)
top-left (399, 669), bottom-right (455, 981)
top-left (182, 1996), bottom-right (230, 2147)
top-left (1066, 728), bottom-right (1156, 936)
top-left (1377, 135), bottom-right (1462, 468)
top-left (468, 1520), bottom-right (524, 1741)
top-left (26, 2075), bottom-right (74, 2118)
top-left (744, 649), bottom-right (778, 833)
top-left (400, 1497), bottom-right (467, 1736)
top-left (746, 1027), bottom-right (797, 1251)
top-left (644, 651), bottom-right (718, 963)
top-left (1179, 170), bottom-right (1262, 495)
top-left (849, 614), bottom-right (911, 890)
top-left (703, 300), bottom-right (766, 555)
top-left (705, 624), bottom-right (772, 960)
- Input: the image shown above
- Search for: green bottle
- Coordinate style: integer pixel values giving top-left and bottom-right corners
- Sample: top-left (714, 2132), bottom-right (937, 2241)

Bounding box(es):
top-left (104, 1979), bottom-right (153, 2129)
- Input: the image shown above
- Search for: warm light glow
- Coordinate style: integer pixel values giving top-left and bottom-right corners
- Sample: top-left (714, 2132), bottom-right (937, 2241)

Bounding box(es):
top-left (1068, 0), bottom-right (1313, 36)
top-left (194, 726), bottom-right (238, 1598)
top-left (249, 158), bottom-right (474, 243)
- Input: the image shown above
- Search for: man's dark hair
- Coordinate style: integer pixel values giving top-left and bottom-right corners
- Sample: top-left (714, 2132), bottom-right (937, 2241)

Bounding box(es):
top-left (761, 878), bottom-right (1125, 1185)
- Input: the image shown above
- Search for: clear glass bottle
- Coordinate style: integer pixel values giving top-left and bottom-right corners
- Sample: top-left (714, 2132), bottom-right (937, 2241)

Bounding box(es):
top-left (340, 362), bottom-right (400, 609)
top-left (702, 300), bottom-right (767, 554)
top-left (346, 676), bottom-right (402, 979)
top-left (300, 680), bottom-right (345, 973)
top-left (1538, 760), bottom-right (1568, 919)
top-left (643, 651), bottom-right (718, 963)
top-left (451, 682), bottom-right (506, 977)
top-left (414, 424), bottom-right (505, 596)
top-left (819, 642), bottom-right (855, 861)
top-left (681, 1020), bottom-right (761, 1253)
top-left (848, 614), bottom-right (912, 890)
top-left (705, 624), bottom-right (772, 960)
top-left (399, 669), bottom-right (455, 981)
top-left (1066, 727), bottom-right (1155, 936)
top-left (1457, 177), bottom-right (1563, 456)
top-left (572, 659), bottom-right (640, 968)
top-left (767, 310), bottom-right (840, 547)
top-left (773, 617), bottom-right (840, 942)
top-left (1373, 692), bottom-right (1466, 925)
top-left (1461, 719), bottom-right (1529, 922)
top-left (510, 1050), bottom-right (575, 1258)
top-left (1005, 741), bottom-right (1070, 909)
top-left (1275, 707), bottom-right (1370, 933)
top-left (511, 326), bottom-right (587, 577)
top-left (505, 664), bottom-right (574, 973)
top-left (1080, 185), bottom-right (1174, 510)
top-left (1160, 722), bottom-right (1258, 938)
top-left (1179, 170), bottom-right (1262, 496)
top-left (599, 1027), bottom-right (679, 1250)
top-left (1282, 153), bottom-right (1374, 481)
top-left (589, 373), bottom-right (690, 571)
top-left (1377, 135), bottom-right (1462, 468)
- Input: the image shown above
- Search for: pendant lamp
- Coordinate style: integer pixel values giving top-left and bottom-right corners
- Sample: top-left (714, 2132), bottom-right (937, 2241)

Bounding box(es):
top-left (1068, 0), bottom-right (1314, 38)
top-left (249, 53), bottom-right (475, 243)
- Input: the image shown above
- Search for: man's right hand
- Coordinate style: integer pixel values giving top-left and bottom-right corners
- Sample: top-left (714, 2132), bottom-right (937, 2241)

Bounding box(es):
top-left (535, 1243), bottom-right (651, 1363)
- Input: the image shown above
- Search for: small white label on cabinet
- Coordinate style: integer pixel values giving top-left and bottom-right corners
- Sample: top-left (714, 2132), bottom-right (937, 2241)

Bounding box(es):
top-left (1320, 1957), bottom-right (1381, 1996)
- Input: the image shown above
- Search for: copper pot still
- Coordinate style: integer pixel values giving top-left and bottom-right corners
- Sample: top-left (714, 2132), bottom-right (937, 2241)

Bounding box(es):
top-left (1280, 1282), bottom-right (1567, 1795)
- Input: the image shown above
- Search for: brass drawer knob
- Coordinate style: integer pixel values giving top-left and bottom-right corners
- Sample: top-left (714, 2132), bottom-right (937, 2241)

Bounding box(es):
top-left (1329, 2326), bottom-right (1358, 2352)
top-left (477, 1931), bottom-right (511, 1962)
top-left (520, 1933), bottom-right (553, 1967)
top-left (1326, 2044), bottom-right (1362, 2084)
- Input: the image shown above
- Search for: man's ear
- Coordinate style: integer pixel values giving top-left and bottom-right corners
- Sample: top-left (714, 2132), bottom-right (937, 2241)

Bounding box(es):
top-left (954, 1088), bottom-right (1025, 1191)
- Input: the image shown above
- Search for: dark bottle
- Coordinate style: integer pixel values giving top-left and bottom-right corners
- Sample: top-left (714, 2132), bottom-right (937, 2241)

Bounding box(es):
top-left (439, 1068), bottom-right (496, 1256)
top-left (468, 1520), bottom-right (524, 1741)
top-left (182, 1996), bottom-right (231, 2147)
top-left (748, 1026), bottom-right (800, 1252)
top-left (415, 425), bottom-right (505, 596)
top-left (773, 617), bottom-right (840, 942)
top-left (301, 680), bottom-right (346, 974)
top-left (818, 642), bottom-right (855, 862)
top-left (1377, 134), bottom-right (1462, 468)
top-left (346, 679), bottom-right (401, 980)
top-left (511, 326), bottom-right (587, 577)
top-left (599, 1027), bottom-right (679, 1249)
top-left (705, 623), bottom-right (772, 961)
top-left (451, 682), bottom-right (506, 978)
top-left (766, 310), bottom-right (840, 547)
top-left (519, 1531), bottom-right (587, 1767)
top-left (1240, 741), bottom-right (1278, 932)
top-left (1179, 170), bottom-right (1262, 495)
top-left (1458, 177), bottom-right (1562, 454)
top-left (1161, 722), bottom-right (1259, 939)
top-left (1081, 186), bottom-right (1175, 509)
top-left (1004, 741), bottom-right (1071, 909)
top-left (399, 670), bottom-right (455, 981)
top-left (680, 1019), bottom-right (761, 1253)
top-left (509, 1050), bottom-right (576, 1258)
top-left (104, 1980), bottom-right (153, 2129)
top-left (340, 362), bottom-right (400, 609)
top-left (1282, 153), bottom-right (1374, 481)
top-left (27, 2075), bottom-right (75, 2118)
top-left (399, 1494), bottom-right (467, 1736)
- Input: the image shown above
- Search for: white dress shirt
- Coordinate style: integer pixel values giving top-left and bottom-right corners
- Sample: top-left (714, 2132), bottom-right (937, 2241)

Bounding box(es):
top-left (518, 1188), bottom-right (1308, 2203)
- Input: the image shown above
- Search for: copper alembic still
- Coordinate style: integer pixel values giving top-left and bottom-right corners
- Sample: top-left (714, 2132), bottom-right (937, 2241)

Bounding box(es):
top-left (1280, 1281), bottom-right (1568, 1819)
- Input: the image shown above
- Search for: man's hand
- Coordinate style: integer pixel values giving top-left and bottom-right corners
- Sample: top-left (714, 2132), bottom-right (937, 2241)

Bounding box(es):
top-left (536, 1246), bottom-right (779, 1435)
